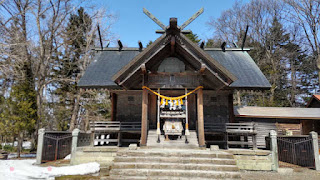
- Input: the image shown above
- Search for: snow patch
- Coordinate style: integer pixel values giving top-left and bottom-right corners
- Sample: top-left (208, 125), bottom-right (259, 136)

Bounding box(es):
top-left (1, 141), bottom-right (32, 149)
top-left (8, 153), bottom-right (36, 159)
top-left (0, 159), bottom-right (100, 180)
top-left (64, 154), bottom-right (71, 160)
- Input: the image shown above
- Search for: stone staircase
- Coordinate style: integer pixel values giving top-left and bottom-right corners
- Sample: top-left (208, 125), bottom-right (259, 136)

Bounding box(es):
top-left (108, 148), bottom-right (241, 179)
top-left (146, 130), bottom-right (199, 148)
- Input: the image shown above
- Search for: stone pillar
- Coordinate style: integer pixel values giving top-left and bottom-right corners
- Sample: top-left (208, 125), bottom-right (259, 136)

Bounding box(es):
top-left (197, 88), bottom-right (205, 147)
top-left (270, 130), bottom-right (278, 171)
top-left (310, 131), bottom-right (320, 171)
top-left (35, 128), bottom-right (45, 165)
top-left (140, 88), bottom-right (148, 146)
top-left (70, 128), bottom-right (80, 165)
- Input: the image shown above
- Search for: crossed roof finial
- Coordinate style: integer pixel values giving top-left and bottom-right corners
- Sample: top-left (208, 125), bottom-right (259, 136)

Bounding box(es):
top-left (143, 8), bottom-right (204, 32)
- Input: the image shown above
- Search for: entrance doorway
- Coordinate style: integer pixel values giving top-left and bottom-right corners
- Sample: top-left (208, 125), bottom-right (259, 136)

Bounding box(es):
top-left (148, 91), bottom-right (197, 131)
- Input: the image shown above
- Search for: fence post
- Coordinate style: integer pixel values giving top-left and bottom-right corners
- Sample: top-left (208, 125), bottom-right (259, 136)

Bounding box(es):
top-left (270, 130), bottom-right (279, 171)
top-left (310, 131), bottom-right (320, 171)
top-left (35, 128), bottom-right (45, 165)
top-left (70, 128), bottom-right (80, 165)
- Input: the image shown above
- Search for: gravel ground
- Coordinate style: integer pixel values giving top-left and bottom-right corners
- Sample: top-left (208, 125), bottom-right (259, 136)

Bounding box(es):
top-left (241, 168), bottom-right (320, 180)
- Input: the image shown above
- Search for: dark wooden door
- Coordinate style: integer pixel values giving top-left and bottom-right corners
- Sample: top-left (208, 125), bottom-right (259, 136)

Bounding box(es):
top-left (188, 94), bottom-right (197, 130)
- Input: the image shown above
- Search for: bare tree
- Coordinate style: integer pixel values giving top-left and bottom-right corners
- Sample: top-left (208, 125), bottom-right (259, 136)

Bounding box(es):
top-left (284, 0), bottom-right (320, 85)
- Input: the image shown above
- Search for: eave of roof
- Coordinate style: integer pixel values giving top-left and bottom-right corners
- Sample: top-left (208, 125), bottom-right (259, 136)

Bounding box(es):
top-left (78, 48), bottom-right (271, 89)
top-left (234, 106), bottom-right (320, 120)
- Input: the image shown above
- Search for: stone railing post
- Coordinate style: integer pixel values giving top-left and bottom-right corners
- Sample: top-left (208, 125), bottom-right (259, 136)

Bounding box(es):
top-left (70, 128), bottom-right (80, 164)
top-left (270, 130), bottom-right (279, 171)
top-left (310, 131), bottom-right (320, 171)
top-left (35, 128), bottom-right (45, 165)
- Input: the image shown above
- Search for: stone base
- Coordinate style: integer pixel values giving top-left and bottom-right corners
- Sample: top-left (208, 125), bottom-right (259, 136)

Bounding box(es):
top-left (225, 149), bottom-right (272, 171)
top-left (71, 146), bottom-right (119, 167)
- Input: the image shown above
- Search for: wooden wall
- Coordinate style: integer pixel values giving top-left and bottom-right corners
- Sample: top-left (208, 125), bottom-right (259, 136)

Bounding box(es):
top-left (203, 90), bottom-right (231, 124)
top-left (236, 118), bottom-right (310, 148)
top-left (114, 91), bottom-right (142, 122)
top-left (302, 120), bottom-right (320, 135)
top-left (113, 90), bottom-right (232, 130)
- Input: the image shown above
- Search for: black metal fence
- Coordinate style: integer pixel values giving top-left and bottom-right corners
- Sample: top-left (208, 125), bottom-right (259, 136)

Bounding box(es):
top-left (276, 135), bottom-right (315, 168)
top-left (42, 131), bottom-right (72, 162)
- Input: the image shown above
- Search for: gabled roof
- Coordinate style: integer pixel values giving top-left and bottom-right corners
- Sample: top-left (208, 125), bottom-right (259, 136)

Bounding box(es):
top-left (306, 95), bottom-right (320, 108)
top-left (206, 50), bottom-right (271, 89)
top-left (78, 48), bottom-right (271, 89)
top-left (110, 31), bottom-right (237, 90)
top-left (78, 49), bottom-right (140, 88)
top-left (234, 106), bottom-right (320, 120)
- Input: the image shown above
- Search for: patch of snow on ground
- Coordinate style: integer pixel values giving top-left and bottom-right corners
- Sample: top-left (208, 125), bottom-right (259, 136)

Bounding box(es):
top-left (0, 159), bottom-right (100, 180)
top-left (8, 153), bottom-right (36, 159)
top-left (1, 141), bottom-right (32, 149)
top-left (64, 154), bottom-right (71, 160)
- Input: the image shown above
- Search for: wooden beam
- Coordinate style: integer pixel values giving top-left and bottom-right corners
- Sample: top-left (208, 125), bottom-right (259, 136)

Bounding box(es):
top-left (140, 88), bottom-right (148, 146)
top-left (138, 41), bottom-right (143, 51)
top-left (111, 93), bottom-right (117, 121)
top-left (169, 18), bottom-right (178, 29)
top-left (197, 88), bottom-right (205, 147)
top-left (118, 39), bottom-right (123, 50)
top-left (200, 40), bottom-right (205, 49)
top-left (143, 8), bottom-right (166, 30)
top-left (221, 42), bottom-right (226, 52)
top-left (228, 93), bottom-right (235, 123)
top-left (180, 7), bottom-right (204, 30)
top-left (171, 36), bottom-right (175, 54)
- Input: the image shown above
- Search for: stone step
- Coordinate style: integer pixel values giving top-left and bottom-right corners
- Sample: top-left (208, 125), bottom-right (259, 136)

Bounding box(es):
top-left (114, 156), bottom-right (237, 165)
top-left (116, 150), bottom-right (234, 159)
top-left (142, 145), bottom-right (201, 149)
top-left (112, 162), bottom-right (239, 171)
top-left (109, 169), bottom-right (241, 179)
top-left (107, 175), bottom-right (240, 180)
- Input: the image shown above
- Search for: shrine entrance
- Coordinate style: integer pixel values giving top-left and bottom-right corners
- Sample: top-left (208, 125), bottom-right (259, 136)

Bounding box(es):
top-left (144, 86), bottom-right (202, 146)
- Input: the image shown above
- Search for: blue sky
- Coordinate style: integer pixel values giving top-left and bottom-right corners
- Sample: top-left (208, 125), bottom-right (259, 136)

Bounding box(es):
top-left (93, 0), bottom-right (249, 47)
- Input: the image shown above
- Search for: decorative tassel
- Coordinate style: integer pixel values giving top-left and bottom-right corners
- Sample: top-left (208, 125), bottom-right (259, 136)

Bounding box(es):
top-left (180, 98), bottom-right (183, 105)
top-left (165, 99), bottom-right (168, 105)
top-left (175, 100), bottom-right (179, 105)
top-left (161, 98), bottom-right (164, 105)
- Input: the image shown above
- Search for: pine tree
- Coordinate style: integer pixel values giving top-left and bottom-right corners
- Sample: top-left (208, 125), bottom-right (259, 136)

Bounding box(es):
top-left (185, 32), bottom-right (201, 45)
top-left (53, 7), bottom-right (94, 130)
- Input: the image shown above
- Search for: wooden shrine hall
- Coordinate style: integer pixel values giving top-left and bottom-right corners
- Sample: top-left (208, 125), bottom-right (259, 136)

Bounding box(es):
top-left (78, 9), bottom-right (271, 148)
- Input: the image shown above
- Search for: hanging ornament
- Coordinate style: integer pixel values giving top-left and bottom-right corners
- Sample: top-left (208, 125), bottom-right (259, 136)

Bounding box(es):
top-left (173, 100), bottom-right (177, 110)
top-left (180, 98), bottom-right (183, 105)
top-left (178, 99), bottom-right (182, 109)
top-left (160, 98), bottom-right (165, 108)
top-left (169, 99), bottom-right (174, 110)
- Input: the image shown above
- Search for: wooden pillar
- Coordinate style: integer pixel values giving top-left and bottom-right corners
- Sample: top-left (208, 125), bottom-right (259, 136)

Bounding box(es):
top-left (197, 88), bottom-right (205, 147)
top-left (111, 93), bottom-right (117, 121)
top-left (228, 93), bottom-right (235, 123)
top-left (140, 88), bottom-right (148, 146)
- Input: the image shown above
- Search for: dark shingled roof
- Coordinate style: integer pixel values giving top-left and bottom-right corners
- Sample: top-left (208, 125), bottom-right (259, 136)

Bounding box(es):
top-left (205, 50), bottom-right (271, 88)
top-left (78, 49), bottom-right (271, 89)
top-left (78, 50), bottom-right (140, 88)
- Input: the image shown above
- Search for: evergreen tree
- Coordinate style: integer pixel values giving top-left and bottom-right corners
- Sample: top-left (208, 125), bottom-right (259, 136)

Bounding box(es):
top-left (53, 7), bottom-right (93, 130)
top-left (185, 32), bottom-right (201, 45)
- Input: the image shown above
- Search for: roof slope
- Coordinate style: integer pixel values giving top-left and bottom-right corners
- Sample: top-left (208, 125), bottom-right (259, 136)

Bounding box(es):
top-left (306, 94), bottom-right (320, 108)
top-left (234, 106), bottom-right (320, 120)
top-left (78, 50), bottom-right (140, 88)
top-left (78, 49), bottom-right (271, 89)
top-left (206, 50), bottom-right (271, 88)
